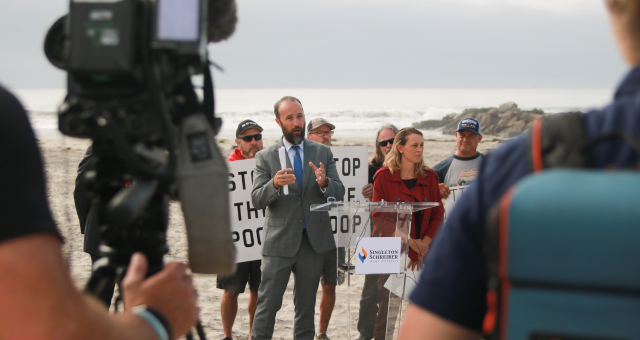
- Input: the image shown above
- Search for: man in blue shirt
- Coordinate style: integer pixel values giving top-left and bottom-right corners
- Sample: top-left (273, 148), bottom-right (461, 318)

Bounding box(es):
top-left (398, 1), bottom-right (640, 338)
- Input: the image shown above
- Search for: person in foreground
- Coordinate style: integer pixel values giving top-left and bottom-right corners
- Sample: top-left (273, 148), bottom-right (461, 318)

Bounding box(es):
top-left (0, 85), bottom-right (198, 340)
top-left (250, 96), bottom-right (345, 340)
top-left (219, 119), bottom-right (265, 340)
top-left (398, 1), bottom-right (640, 339)
top-left (306, 117), bottom-right (338, 340)
top-left (432, 118), bottom-right (484, 199)
top-left (360, 127), bottom-right (445, 340)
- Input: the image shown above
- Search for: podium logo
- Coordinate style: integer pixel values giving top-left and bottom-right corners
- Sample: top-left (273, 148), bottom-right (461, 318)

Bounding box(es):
top-left (358, 247), bottom-right (368, 263)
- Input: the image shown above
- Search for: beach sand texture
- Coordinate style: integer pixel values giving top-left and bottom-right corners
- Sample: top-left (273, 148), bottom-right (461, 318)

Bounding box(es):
top-left (40, 135), bottom-right (500, 340)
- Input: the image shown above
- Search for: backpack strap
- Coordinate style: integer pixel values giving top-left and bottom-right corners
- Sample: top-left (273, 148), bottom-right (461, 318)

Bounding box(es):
top-left (484, 111), bottom-right (586, 338)
top-left (528, 112), bottom-right (588, 171)
top-left (483, 187), bottom-right (515, 340)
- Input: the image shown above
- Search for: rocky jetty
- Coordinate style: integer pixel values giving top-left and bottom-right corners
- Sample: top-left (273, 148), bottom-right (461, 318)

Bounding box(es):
top-left (413, 102), bottom-right (552, 138)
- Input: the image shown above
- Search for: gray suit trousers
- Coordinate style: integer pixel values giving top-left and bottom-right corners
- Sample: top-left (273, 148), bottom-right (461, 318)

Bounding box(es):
top-left (252, 232), bottom-right (325, 340)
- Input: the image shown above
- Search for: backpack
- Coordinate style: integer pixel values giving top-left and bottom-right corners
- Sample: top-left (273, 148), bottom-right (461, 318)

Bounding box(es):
top-left (483, 112), bottom-right (640, 340)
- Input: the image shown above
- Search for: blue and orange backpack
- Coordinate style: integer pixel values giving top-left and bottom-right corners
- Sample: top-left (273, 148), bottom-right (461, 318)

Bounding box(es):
top-left (482, 112), bottom-right (640, 340)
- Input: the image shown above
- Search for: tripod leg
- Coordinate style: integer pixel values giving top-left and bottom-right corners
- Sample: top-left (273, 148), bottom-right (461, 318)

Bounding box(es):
top-left (89, 254), bottom-right (117, 307)
top-left (85, 262), bottom-right (118, 307)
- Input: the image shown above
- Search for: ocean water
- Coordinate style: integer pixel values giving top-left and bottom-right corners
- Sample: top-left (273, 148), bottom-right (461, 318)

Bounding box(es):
top-left (13, 88), bottom-right (614, 139)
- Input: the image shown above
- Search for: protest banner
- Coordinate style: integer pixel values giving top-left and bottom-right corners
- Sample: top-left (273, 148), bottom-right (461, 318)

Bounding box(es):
top-left (327, 146), bottom-right (369, 248)
top-left (227, 146), bottom-right (369, 263)
top-left (227, 159), bottom-right (265, 263)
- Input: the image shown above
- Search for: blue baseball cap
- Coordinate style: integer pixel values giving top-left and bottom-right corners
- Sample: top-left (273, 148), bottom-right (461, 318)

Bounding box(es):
top-left (456, 118), bottom-right (481, 135)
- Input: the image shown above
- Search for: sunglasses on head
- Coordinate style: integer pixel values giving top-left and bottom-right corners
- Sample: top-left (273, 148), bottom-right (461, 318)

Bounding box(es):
top-left (378, 137), bottom-right (394, 147)
top-left (239, 133), bottom-right (262, 142)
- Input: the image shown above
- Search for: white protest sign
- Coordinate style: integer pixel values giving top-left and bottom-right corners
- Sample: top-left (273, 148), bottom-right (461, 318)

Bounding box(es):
top-left (227, 146), bottom-right (369, 263)
top-left (227, 159), bottom-right (264, 263)
top-left (442, 185), bottom-right (469, 220)
top-left (327, 146), bottom-right (369, 248)
top-left (355, 237), bottom-right (402, 274)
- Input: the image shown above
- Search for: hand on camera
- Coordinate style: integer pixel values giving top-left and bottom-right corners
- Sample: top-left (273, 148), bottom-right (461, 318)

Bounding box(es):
top-left (273, 168), bottom-right (295, 189)
top-left (122, 253), bottom-right (199, 339)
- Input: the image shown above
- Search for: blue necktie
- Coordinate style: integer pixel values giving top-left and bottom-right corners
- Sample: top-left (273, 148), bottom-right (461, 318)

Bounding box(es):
top-left (292, 146), bottom-right (306, 229)
top-left (292, 146), bottom-right (303, 192)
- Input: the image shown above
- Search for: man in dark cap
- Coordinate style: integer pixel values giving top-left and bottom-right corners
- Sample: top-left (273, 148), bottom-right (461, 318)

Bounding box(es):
top-left (219, 119), bottom-right (265, 340)
top-left (228, 119), bottom-right (265, 161)
top-left (432, 118), bottom-right (484, 199)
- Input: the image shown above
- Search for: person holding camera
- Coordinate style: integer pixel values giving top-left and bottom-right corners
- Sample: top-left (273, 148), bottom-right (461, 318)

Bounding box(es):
top-left (0, 86), bottom-right (199, 340)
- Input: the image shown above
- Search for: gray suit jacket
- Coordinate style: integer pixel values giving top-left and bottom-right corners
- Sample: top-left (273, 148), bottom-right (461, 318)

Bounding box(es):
top-left (252, 139), bottom-right (345, 257)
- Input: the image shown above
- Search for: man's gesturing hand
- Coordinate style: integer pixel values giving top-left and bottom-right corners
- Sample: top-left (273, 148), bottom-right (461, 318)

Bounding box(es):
top-left (122, 253), bottom-right (199, 339)
top-left (273, 168), bottom-right (295, 189)
top-left (309, 162), bottom-right (328, 188)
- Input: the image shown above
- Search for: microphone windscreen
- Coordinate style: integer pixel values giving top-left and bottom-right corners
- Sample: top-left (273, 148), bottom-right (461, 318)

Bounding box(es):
top-left (207, 0), bottom-right (237, 43)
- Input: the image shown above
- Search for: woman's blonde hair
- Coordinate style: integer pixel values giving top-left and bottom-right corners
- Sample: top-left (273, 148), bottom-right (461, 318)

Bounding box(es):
top-left (383, 127), bottom-right (429, 177)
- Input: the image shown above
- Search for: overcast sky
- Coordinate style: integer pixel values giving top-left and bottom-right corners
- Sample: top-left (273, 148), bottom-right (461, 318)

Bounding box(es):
top-left (0, 0), bottom-right (629, 89)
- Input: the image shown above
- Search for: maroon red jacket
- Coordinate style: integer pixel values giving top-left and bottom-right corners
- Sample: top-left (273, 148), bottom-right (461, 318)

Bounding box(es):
top-left (372, 166), bottom-right (445, 261)
top-left (227, 148), bottom-right (244, 162)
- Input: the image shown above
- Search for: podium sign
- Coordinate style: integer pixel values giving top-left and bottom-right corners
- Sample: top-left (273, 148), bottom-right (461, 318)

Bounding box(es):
top-left (311, 201), bottom-right (438, 340)
top-left (355, 237), bottom-right (402, 275)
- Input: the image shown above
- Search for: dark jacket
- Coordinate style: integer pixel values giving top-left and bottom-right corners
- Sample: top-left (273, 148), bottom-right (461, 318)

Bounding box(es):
top-left (372, 166), bottom-right (445, 261)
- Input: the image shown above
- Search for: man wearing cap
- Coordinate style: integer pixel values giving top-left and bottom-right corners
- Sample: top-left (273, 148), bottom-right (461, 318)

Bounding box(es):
top-left (306, 118), bottom-right (338, 340)
top-left (307, 118), bottom-right (335, 146)
top-left (228, 119), bottom-right (265, 161)
top-left (432, 118), bottom-right (484, 199)
top-left (218, 119), bottom-right (265, 340)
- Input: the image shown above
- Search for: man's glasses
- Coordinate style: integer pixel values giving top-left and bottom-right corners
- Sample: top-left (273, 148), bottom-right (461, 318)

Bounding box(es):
top-left (239, 133), bottom-right (262, 142)
top-left (378, 138), bottom-right (394, 147)
top-left (311, 131), bottom-right (334, 137)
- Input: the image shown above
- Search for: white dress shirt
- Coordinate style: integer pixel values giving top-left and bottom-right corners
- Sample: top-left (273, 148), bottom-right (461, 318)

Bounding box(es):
top-left (276, 137), bottom-right (326, 194)
top-left (282, 137), bottom-right (304, 171)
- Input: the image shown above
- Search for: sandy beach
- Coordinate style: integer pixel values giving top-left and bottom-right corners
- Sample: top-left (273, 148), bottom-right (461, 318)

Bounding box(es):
top-left (39, 134), bottom-right (500, 340)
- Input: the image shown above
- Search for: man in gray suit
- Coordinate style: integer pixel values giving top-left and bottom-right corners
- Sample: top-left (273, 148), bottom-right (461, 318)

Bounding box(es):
top-left (251, 96), bottom-right (345, 340)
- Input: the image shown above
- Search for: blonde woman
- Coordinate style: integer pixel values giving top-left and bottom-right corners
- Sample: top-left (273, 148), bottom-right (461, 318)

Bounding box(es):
top-left (363, 127), bottom-right (445, 340)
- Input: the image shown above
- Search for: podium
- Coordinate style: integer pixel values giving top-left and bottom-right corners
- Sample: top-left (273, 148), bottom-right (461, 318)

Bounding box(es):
top-left (311, 201), bottom-right (438, 340)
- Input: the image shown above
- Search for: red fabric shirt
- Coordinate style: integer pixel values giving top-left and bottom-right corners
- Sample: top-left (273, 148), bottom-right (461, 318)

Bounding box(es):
top-left (227, 148), bottom-right (244, 162)
top-left (372, 166), bottom-right (445, 261)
